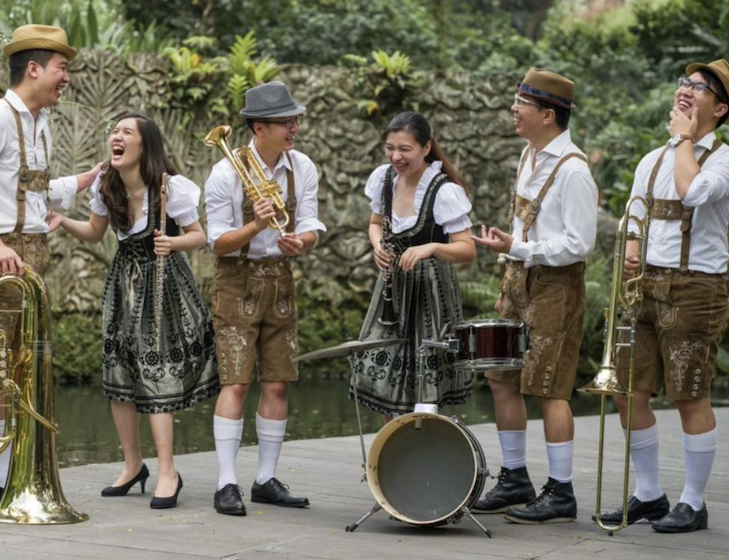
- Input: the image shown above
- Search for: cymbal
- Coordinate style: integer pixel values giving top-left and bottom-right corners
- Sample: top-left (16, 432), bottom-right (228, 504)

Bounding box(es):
top-left (294, 338), bottom-right (406, 362)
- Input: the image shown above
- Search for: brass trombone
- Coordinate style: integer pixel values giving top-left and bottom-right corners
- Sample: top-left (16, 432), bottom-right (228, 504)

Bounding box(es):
top-left (579, 196), bottom-right (650, 535)
top-left (0, 266), bottom-right (88, 524)
top-left (204, 125), bottom-right (290, 237)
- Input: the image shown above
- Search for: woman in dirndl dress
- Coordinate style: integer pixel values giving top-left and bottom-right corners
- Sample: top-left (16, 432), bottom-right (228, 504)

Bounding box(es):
top-left (350, 111), bottom-right (476, 418)
top-left (49, 113), bottom-right (218, 508)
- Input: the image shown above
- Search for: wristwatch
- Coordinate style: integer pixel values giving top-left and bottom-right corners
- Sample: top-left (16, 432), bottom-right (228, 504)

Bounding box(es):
top-left (670, 133), bottom-right (694, 147)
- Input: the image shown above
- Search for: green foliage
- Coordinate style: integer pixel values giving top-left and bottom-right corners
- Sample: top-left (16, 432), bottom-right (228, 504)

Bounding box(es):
top-left (51, 312), bottom-right (102, 385)
top-left (345, 50), bottom-right (424, 118)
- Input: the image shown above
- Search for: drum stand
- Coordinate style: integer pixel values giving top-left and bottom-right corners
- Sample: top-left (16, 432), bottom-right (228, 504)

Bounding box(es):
top-left (346, 338), bottom-right (494, 538)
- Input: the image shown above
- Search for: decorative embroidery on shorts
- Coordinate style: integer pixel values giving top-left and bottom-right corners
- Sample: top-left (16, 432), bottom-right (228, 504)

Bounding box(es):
top-left (524, 335), bottom-right (552, 388)
top-left (274, 280), bottom-right (291, 318)
top-left (219, 326), bottom-right (248, 380)
top-left (669, 341), bottom-right (703, 394)
top-left (242, 282), bottom-right (263, 317)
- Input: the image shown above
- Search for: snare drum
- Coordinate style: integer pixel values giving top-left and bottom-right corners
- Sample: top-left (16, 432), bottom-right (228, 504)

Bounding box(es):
top-left (454, 319), bottom-right (527, 372)
top-left (367, 412), bottom-right (488, 526)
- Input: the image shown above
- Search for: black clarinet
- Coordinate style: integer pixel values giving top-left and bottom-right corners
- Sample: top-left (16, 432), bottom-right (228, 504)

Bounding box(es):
top-left (379, 167), bottom-right (398, 326)
top-left (379, 216), bottom-right (398, 326)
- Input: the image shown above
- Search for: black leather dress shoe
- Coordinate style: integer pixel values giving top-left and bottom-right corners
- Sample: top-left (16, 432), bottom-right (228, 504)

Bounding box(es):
top-left (504, 478), bottom-right (577, 524)
top-left (150, 473), bottom-right (183, 509)
top-left (214, 484), bottom-right (247, 516)
top-left (472, 466), bottom-right (536, 514)
top-left (251, 478), bottom-right (309, 508)
top-left (593, 494), bottom-right (670, 526)
top-left (652, 502), bottom-right (708, 533)
top-left (101, 464), bottom-right (150, 497)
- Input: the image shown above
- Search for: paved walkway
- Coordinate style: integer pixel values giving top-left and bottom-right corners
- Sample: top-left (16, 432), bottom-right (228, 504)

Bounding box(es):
top-left (0, 408), bottom-right (727, 559)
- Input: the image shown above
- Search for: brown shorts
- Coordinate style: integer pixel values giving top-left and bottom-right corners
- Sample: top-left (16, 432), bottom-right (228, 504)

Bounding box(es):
top-left (0, 233), bottom-right (51, 345)
top-left (486, 261), bottom-right (586, 400)
top-left (212, 257), bottom-right (299, 385)
top-left (616, 267), bottom-right (729, 401)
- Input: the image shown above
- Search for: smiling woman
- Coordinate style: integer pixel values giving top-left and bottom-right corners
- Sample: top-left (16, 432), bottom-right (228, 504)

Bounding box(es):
top-left (350, 111), bottom-right (476, 419)
top-left (47, 112), bottom-right (219, 509)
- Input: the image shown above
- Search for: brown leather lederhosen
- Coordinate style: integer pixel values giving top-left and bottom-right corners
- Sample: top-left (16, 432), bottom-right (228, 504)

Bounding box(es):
top-left (211, 151), bottom-right (300, 384)
top-left (491, 150), bottom-right (590, 399)
top-left (645, 138), bottom-right (723, 273)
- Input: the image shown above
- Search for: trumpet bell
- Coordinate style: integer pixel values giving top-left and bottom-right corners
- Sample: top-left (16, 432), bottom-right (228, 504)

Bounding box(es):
top-left (579, 366), bottom-right (630, 397)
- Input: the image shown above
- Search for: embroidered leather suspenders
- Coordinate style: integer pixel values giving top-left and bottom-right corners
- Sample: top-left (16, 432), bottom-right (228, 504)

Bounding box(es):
top-left (646, 138), bottom-right (723, 273)
top-left (3, 98), bottom-right (51, 234)
top-left (508, 150), bottom-right (588, 242)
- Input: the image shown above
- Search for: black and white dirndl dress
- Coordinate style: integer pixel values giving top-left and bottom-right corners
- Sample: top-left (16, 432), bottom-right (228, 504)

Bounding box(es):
top-left (91, 174), bottom-right (219, 413)
top-left (350, 162), bottom-right (473, 416)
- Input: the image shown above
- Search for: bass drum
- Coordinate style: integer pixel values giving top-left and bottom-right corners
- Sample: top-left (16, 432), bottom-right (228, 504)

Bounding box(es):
top-left (366, 412), bottom-right (488, 526)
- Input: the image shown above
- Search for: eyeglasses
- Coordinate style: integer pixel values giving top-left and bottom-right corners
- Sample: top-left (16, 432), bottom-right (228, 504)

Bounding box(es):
top-left (262, 116), bottom-right (303, 130)
top-left (677, 77), bottom-right (719, 97)
top-left (513, 94), bottom-right (542, 108)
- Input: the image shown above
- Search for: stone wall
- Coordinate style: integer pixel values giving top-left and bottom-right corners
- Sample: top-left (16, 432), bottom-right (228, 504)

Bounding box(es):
top-left (1, 50), bottom-right (532, 311)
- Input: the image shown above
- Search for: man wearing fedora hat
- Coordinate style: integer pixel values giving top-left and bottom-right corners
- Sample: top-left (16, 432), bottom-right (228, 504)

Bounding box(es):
top-left (0, 24), bottom-right (103, 494)
top-left (596, 59), bottom-right (729, 534)
top-left (204, 81), bottom-right (325, 515)
top-left (472, 68), bottom-right (598, 524)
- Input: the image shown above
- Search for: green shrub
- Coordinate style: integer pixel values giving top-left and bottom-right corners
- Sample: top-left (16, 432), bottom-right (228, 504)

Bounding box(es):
top-left (51, 312), bottom-right (103, 385)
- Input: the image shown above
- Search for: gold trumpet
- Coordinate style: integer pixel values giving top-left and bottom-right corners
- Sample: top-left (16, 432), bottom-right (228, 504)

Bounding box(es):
top-left (0, 266), bottom-right (88, 524)
top-left (204, 125), bottom-right (290, 237)
top-left (579, 196), bottom-right (650, 535)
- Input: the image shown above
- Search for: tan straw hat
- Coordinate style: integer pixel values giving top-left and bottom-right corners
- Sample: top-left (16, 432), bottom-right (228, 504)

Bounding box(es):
top-left (3, 24), bottom-right (77, 60)
top-left (517, 68), bottom-right (576, 109)
top-left (686, 59), bottom-right (729, 100)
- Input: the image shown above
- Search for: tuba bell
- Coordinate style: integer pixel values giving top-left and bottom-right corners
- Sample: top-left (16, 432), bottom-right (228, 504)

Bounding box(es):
top-left (0, 266), bottom-right (88, 524)
top-left (578, 196), bottom-right (650, 535)
top-left (204, 125), bottom-right (290, 237)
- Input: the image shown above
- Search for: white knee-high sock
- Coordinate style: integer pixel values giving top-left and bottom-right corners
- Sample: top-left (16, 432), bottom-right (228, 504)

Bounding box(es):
top-left (0, 420), bottom-right (9, 487)
top-left (626, 424), bottom-right (663, 502)
top-left (256, 413), bottom-right (287, 485)
top-left (498, 430), bottom-right (527, 470)
top-left (679, 427), bottom-right (718, 512)
top-left (214, 415), bottom-right (243, 490)
top-left (546, 440), bottom-right (574, 483)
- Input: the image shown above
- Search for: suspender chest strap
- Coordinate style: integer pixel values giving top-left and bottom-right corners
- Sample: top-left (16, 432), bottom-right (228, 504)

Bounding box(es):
top-left (509, 151), bottom-right (588, 242)
top-left (646, 138), bottom-right (723, 273)
top-left (3, 98), bottom-right (51, 234)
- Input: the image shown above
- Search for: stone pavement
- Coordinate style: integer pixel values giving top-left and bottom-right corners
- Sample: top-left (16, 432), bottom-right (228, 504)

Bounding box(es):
top-left (0, 408), bottom-right (727, 560)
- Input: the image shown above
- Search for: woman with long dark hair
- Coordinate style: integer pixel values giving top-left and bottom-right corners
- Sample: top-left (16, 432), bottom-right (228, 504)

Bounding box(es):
top-left (50, 113), bottom-right (218, 508)
top-left (350, 111), bottom-right (476, 418)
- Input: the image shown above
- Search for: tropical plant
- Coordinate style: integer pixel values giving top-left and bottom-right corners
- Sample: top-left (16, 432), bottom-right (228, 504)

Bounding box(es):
top-left (345, 49), bottom-right (424, 118)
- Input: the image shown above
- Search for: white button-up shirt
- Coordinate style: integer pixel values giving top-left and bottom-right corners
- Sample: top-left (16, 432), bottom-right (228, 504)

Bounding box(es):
top-left (204, 141), bottom-right (326, 259)
top-left (508, 129), bottom-right (598, 268)
top-left (0, 89), bottom-right (78, 234)
top-left (628, 131), bottom-right (729, 274)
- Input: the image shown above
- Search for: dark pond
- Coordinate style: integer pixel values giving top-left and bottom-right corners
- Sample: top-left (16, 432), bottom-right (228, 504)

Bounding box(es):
top-left (53, 375), bottom-right (729, 468)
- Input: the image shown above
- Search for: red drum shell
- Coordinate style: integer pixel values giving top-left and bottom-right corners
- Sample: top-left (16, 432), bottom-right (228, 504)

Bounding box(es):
top-left (454, 319), bottom-right (526, 371)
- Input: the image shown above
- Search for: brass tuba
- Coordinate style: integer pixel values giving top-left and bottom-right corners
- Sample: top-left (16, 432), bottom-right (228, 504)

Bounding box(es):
top-left (578, 196), bottom-right (650, 535)
top-left (204, 125), bottom-right (290, 237)
top-left (0, 266), bottom-right (88, 524)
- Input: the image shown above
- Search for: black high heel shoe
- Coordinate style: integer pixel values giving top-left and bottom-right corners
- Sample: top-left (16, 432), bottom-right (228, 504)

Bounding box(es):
top-left (101, 464), bottom-right (150, 497)
top-left (150, 473), bottom-right (183, 509)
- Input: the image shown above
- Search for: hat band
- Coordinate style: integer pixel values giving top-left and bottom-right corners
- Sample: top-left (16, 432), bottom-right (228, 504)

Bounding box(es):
top-left (517, 82), bottom-right (573, 108)
top-left (244, 101), bottom-right (298, 116)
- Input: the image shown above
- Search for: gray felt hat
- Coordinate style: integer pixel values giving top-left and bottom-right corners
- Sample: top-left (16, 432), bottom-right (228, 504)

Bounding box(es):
top-left (239, 81), bottom-right (306, 118)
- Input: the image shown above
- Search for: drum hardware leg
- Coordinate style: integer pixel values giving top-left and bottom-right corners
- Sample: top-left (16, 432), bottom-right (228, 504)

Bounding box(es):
top-left (348, 358), bottom-right (368, 476)
top-left (345, 503), bottom-right (382, 533)
top-left (461, 507), bottom-right (494, 538)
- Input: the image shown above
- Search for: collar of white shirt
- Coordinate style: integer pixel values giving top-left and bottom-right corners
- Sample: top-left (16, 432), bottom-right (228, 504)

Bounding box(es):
top-left (3, 88), bottom-right (50, 134)
top-left (694, 130), bottom-right (718, 152)
top-left (248, 140), bottom-right (293, 174)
